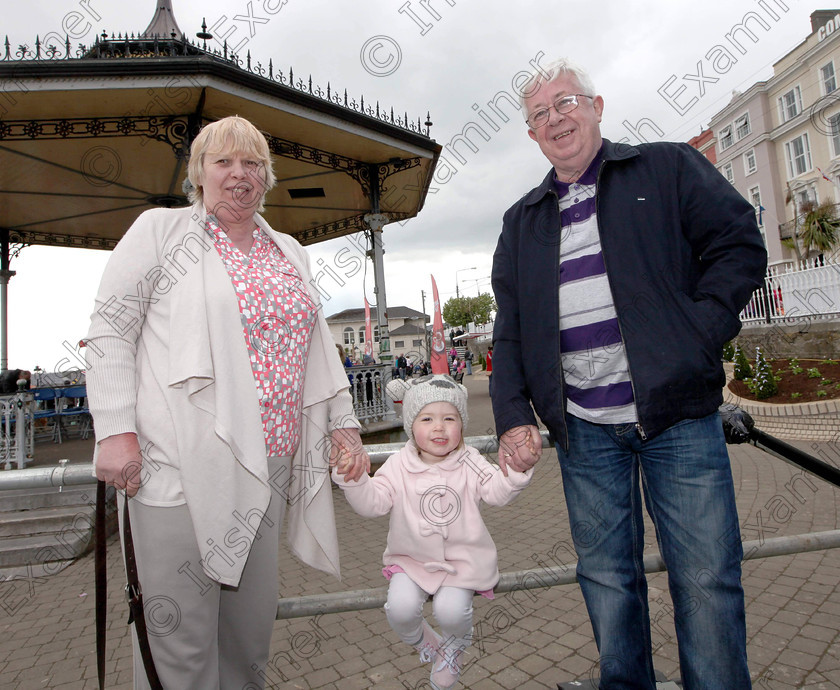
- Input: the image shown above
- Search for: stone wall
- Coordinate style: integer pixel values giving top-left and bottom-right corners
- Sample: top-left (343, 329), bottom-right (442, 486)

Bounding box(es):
top-left (735, 319), bottom-right (840, 360)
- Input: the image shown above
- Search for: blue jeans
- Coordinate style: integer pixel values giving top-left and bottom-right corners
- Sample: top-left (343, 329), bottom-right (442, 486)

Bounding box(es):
top-left (557, 412), bottom-right (750, 690)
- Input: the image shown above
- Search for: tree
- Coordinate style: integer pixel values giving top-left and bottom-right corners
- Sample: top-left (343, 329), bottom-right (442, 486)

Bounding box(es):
top-left (800, 200), bottom-right (840, 260)
top-left (442, 294), bottom-right (497, 328)
top-left (783, 191), bottom-right (840, 262)
top-left (733, 344), bottom-right (752, 381)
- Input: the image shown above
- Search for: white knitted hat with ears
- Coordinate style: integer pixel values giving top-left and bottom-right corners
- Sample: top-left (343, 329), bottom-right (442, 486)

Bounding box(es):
top-left (385, 374), bottom-right (469, 440)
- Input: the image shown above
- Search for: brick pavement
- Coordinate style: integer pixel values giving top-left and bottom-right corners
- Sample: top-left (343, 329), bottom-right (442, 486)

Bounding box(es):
top-left (0, 371), bottom-right (838, 689)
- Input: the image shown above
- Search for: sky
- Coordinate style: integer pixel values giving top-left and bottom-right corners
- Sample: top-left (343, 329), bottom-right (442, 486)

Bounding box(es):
top-left (4, 0), bottom-right (819, 370)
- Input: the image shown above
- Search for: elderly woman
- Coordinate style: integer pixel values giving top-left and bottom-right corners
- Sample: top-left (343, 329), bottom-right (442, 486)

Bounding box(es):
top-left (87, 116), bottom-right (368, 689)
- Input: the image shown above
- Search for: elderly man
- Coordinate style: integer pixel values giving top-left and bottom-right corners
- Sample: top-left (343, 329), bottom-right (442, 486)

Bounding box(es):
top-left (491, 58), bottom-right (766, 689)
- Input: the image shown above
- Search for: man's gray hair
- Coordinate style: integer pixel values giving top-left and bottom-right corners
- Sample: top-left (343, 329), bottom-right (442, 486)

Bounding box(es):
top-left (518, 58), bottom-right (597, 114)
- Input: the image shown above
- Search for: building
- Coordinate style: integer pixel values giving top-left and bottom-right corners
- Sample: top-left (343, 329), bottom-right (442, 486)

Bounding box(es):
top-left (687, 127), bottom-right (717, 164)
top-left (326, 306), bottom-right (429, 363)
top-left (706, 10), bottom-right (840, 266)
top-left (708, 80), bottom-right (787, 262)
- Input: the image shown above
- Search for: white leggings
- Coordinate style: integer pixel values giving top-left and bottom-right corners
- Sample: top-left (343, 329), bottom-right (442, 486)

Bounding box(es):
top-left (384, 573), bottom-right (474, 646)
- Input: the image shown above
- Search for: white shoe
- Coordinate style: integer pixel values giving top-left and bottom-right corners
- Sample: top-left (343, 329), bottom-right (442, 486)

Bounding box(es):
top-left (413, 620), bottom-right (442, 665)
top-left (429, 637), bottom-right (467, 690)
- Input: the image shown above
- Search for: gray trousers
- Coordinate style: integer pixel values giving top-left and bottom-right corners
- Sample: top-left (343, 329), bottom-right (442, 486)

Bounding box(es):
top-left (119, 457), bottom-right (289, 690)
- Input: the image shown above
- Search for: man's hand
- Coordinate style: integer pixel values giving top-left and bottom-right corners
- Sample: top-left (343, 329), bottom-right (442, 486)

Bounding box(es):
top-left (498, 425), bottom-right (542, 476)
top-left (329, 428), bottom-right (370, 482)
top-left (95, 432), bottom-right (143, 497)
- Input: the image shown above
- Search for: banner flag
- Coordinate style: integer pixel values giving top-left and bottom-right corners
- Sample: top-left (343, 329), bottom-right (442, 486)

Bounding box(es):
top-left (430, 275), bottom-right (449, 374)
top-left (364, 297), bottom-right (373, 358)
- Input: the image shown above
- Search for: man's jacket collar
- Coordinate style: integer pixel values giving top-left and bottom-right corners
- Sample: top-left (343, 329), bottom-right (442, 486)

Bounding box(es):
top-left (523, 139), bottom-right (640, 207)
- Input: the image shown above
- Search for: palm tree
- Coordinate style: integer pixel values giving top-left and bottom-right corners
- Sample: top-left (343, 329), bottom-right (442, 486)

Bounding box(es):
top-left (784, 181), bottom-right (840, 262)
top-left (800, 200), bottom-right (840, 261)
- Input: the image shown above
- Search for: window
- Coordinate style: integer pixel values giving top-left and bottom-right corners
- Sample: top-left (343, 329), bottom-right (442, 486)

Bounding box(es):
top-left (394, 340), bottom-right (405, 348)
top-left (748, 186), bottom-right (763, 228)
top-left (778, 86), bottom-right (802, 123)
top-left (785, 133), bottom-right (812, 178)
top-left (795, 187), bottom-right (817, 210)
top-left (373, 325), bottom-right (380, 342)
top-left (748, 186), bottom-right (766, 245)
top-left (822, 62), bottom-right (837, 95)
top-left (830, 112), bottom-right (840, 157)
top-left (358, 327), bottom-right (365, 344)
top-left (722, 162), bottom-right (734, 183)
top-left (412, 339), bottom-right (423, 347)
top-left (719, 125), bottom-right (733, 151)
top-left (735, 113), bottom-right (751, 140)
top-left (343, 327), bottom-right (354, 345)
top-left (743, 149), bottom-right (757, 175)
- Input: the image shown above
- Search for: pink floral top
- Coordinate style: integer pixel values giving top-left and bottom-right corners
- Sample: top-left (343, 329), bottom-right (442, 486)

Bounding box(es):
top-left (208, 218), bottom-right (317, 457)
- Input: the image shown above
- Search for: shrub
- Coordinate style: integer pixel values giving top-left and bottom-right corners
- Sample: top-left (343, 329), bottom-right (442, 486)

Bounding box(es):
top-left (722, 341), bottom-right (735, 361)
top-left (733, 345), bottom-right (752, 381)
top-left (746, 347), bottom-right (778, 400)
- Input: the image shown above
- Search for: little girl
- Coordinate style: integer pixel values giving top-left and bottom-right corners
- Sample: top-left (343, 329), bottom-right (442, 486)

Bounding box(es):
top-left (332, 374), bottom-right (534, 690)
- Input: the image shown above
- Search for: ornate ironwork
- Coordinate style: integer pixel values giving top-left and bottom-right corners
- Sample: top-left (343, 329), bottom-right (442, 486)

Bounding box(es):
top-left (293, 211), bottom-right (412, 246)
top-left (264, 134), bottom-right (423, 199)
top-left (0, 115), bottom-right (192, 157)
top-left (2, 32), bottom-right (434, 139)
top-left (8, 230), bottom-right (117, 250)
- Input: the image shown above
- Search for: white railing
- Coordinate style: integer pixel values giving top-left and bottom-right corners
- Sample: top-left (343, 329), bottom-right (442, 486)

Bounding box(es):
top-left (0, 392), bottom-right (34, 470)
top-left (345, 364), bottom-right (396, 425)
top-left (740, 256), bottom-right (840, 324)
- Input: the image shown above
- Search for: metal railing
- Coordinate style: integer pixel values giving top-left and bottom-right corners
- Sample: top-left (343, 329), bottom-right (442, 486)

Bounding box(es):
top-left (273, 530), bottom-right (840, 619)
top-left (0, 392), bottom-right (34, 470)
top-left (3, 427), bottom-right (839, 629)
top-left (345, 364), bottom-right (396, 425)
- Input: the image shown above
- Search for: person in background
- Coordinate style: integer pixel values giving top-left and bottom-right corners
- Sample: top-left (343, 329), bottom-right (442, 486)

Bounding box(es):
top-left (490, 58), bottom-right (765, 689)
top-left (87, 115), bottom-right (369, 689)
top-left (0, 369), bottom-right (31, 394)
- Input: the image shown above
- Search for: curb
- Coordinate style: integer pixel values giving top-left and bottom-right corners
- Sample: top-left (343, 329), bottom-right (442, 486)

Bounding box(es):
top-left (722, 363), bottom-right (840, 442)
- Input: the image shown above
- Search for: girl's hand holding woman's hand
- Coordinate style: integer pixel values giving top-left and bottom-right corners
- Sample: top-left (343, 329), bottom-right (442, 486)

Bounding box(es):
top-left (329, 428), bottom-right (370, 482)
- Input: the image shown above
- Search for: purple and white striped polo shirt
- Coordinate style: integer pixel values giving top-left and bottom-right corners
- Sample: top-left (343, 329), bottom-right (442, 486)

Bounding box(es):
top-left (555, 153), bottom-right (638, 424)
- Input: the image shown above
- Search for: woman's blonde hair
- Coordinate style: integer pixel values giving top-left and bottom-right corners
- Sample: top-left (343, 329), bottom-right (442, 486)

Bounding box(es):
top-left (186, 116), bottom-right (277, 212)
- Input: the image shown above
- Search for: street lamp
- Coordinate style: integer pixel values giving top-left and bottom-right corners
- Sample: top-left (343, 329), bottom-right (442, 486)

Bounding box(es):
top-left (455, 266), bottom-right (477, 298)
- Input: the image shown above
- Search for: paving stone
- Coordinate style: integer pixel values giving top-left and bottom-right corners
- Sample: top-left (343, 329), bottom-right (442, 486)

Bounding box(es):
top-left (5, 386), bottom-right (840, 688)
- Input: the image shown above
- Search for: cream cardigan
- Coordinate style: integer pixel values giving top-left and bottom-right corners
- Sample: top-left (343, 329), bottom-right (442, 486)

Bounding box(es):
top-left (86, 204), bottom-right (358, 586)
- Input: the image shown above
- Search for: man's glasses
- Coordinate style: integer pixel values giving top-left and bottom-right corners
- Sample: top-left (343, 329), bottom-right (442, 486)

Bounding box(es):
top-left (526, 94), bottom-right (593, 129)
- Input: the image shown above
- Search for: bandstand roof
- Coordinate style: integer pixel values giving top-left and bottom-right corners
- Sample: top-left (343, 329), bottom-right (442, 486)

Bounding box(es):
top-left (0, 2), bottom-right (441, 251)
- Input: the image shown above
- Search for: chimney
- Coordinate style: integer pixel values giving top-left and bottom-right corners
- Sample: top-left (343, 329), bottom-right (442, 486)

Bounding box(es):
top-left (811, 9), bottom-right (840, 35)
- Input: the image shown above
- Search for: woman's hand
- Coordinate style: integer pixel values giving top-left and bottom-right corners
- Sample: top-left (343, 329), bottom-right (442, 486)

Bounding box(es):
top-left (95, 432), bottom-right (143, 497)
top-left (329, 428), bottom-right (370, 482)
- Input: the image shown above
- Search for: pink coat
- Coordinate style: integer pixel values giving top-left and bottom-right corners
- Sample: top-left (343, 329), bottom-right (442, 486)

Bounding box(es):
top-left (333, 443), bottom-right (532, 594)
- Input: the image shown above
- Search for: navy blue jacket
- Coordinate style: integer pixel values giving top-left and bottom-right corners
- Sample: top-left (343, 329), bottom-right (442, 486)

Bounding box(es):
top-left (490, 139), bottom-right (767, 447)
